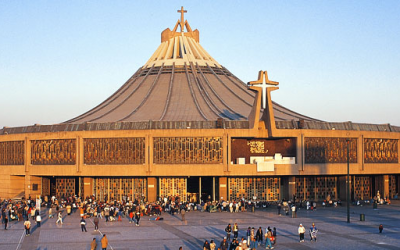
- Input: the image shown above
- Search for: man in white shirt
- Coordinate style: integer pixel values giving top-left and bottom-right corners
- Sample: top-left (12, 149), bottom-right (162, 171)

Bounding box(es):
top-left (298, 224), bottom-right (305, 242)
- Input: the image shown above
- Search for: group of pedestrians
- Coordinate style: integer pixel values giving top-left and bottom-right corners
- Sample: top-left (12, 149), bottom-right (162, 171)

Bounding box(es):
top-left (203, 223), bottom-right (278, 250)
top-left (89, 234), bottom-right (108, 250)
top-left (0, 196), bottom-right (47, 235)
top-left (201, 222), bottom-right (318, 249)
top-left (298, 223), bottom-right (318, 242)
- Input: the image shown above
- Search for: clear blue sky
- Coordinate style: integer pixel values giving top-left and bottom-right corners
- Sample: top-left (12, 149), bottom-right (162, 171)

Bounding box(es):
top-left (1, 1), bottom-right (399, 128)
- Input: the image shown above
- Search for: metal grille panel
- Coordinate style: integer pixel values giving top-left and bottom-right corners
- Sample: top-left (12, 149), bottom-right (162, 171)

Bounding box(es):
top-left (159, 178), bottom-right (187, 201)
top-left (93, 178), bottom-right (147, 201)
top-left (228, 177), bottom-right (280, 201)
top-left (305, 137), bottom-right (357, 163)
top-left (364, 138), bottom-right (398, 163)
top-left (0, 141), bottom-right (24, 165)
top-left (56, 178), bottom-right (75, 198)
top-left (153, 137), bottom-right (222, 164)
top-left (84, 138), bottom-right (145, 165)
top-left (31, 139), bottom-right (76, 165)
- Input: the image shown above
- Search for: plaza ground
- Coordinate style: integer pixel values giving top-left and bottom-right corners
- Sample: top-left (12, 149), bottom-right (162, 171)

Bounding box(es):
top-left (1, 201), bottom-right (400, 250)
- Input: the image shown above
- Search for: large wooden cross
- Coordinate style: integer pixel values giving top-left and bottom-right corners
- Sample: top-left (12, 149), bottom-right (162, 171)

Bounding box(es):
top-left (177, 6), bottom-right (187, 32)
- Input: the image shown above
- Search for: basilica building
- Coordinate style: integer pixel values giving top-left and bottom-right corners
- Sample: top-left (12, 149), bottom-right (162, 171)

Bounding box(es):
top-left (1, 8), bottom-right (399, 203)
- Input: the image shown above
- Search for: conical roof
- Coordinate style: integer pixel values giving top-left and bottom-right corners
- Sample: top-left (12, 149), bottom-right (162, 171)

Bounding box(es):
top-left (65, 8), bottom-right (316, 124)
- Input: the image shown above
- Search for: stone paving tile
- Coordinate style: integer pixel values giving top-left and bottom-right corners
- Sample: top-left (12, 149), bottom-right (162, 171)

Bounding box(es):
top-left (0, 227), bottom-right (24, 243)
top-left (118, 226), bottom-right (179, 240)
top-left (175, 225), bottom-right (225, 239)
top-left (0, 244), bottom-right (19, 250)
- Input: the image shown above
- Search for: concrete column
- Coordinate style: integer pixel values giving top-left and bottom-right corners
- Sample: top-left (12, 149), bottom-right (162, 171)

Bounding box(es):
top-left (383, 175), bottom-right (389, 199)
top-left (83, 177), bottom-right (93, 198)
top-left (223, 133), bottom-right (227, 168)
top-left (219, 177), bottom-right (227, 201)
top-left (131, 178), bottom-right (134, 201)
top-left (107, 179), bottom-right (110, 202)
top-left (213, 177), bottom-right (215, 201)
top-left (147, 177), bottom-right (157, 202)
top-left (77, 136), bottom-right (82, 173)
top-left (24, 174), bottom-right (31, 199)
top-left (297, 134), bottom-right (304, 171)
top-left (227, 134), bottom-right (231, 172)
top-left (119, 178), bottom-right (122, 201)
top-left (360, 135), bottom-right (364, 171)
top-left (288, 176), bottom-right (296, 201)
top-left (146, 134), bottom-right (152, 173)
top-left (24, 137), bottom-right (30, 198)
top-left (199, 177), bottom-right (202, 202)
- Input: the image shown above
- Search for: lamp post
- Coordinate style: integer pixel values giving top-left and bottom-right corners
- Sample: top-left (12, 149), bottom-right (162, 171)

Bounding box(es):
top-left (346, 139), bottom-right (350, 223)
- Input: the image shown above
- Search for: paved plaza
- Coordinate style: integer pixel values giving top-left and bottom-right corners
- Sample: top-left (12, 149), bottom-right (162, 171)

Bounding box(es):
top-left (1, 201), bottom-right (400, 250)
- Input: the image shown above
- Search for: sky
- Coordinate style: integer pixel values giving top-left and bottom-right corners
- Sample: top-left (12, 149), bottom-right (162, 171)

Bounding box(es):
top-left (1, 1), bottom-right (399, 128)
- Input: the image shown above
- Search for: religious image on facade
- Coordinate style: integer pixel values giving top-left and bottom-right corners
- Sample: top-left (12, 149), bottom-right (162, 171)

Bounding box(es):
top-left (0, 7), bottom-right (399, 203)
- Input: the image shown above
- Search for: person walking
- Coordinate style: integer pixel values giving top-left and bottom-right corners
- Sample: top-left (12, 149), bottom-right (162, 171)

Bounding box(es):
top-left (250, 230), bottom-right (257, 249)
top-left (101, 234), bottom-right (108, 250)
top-left (135, 210), bottom-right (141, 226)
top-left (298, 224), bottom-right (305, 242)
top-left (24, 219), bottom-right (31, 235)
top-left (220, 237), bottom-right (229, 250)
top-left (90, 238), bottom-right (97, 250)
top-left (203, 240), bottom-right (211, 250)
top-left (4, 215), bottom-right (8, 230)
top-left (117, 210), bottom-right (122, 222)
top-left (233, 223), bottom-right (239, 239)
top-left (94, 216), bottom-right (99, 231)
top-left (272, 227), bottom-right (277, 245)
top-left (36, 213), bottom-right (41, 227)
top-left (80, 217), bottom-right (87, 232)
top-left (277, 203), bottom-right (281, 216)
top-left (225, 224), bottom-right (232, 241)
top-left (265, 228), bottom-right (274, 249)
top-left (129, 209), bottom-right (134, 223)
top-left (104, 206), bottom-right (110, 222)
top-left (181, 207), bottom-right (186, 221)
top-left (48, 207), bottom-right (53, 219)
top-left (255, 227), bottom-right (263, 246)
top-left (31, 207), bottom-right (36, 221)
top-left (230, 239), bottom-right (239, 250)
top-left (379, 224), bottom-right (384, 233)
top-left (309, 223), bottom-right (318, 241)
top-left (291, 204), bottom-right (296, 218)
top-left (210, 239), bottom-right (216, 250)
top-left (246, 227), bottom-right (251, 246)
top-left (66, 204), bottom-right (72, 215)
top-left (56, 211), bottom-right (63, 224)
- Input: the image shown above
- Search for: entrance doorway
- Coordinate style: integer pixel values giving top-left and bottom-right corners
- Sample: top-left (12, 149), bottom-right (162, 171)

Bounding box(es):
top-left (187, 177), bottom-right (218, 203)
top-left (43, 177), bottom-right (81, 198)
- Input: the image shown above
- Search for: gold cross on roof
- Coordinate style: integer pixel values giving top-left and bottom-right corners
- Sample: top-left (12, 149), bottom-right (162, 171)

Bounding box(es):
top-left (177, 6), bottom-right (187, 32)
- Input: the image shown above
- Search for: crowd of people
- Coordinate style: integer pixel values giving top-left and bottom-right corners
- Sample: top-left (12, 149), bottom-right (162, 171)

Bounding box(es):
top-left (1, 195), bottom-right (43, 233)
top-left (199, 221), bottom-right (320, 250)
top-left (200, 223), bottom-right (277, 250)
top-left (1, 194), bottom-right (319, 250)
top-left (5, 193), bottom-right (392, 250)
